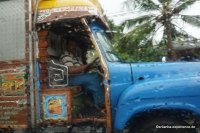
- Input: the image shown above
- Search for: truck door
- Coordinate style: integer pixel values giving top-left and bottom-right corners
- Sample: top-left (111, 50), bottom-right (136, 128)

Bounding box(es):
top-left (0, 0), bottom-right (33, 131)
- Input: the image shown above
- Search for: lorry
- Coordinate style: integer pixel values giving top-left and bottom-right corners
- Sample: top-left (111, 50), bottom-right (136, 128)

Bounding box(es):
top-left (0, 0), bottom-right (200, 133)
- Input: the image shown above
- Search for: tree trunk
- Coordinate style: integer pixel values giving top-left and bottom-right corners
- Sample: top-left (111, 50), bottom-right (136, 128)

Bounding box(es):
top-left (162, 2), bottom-right (177, 61)
top-left (165, 21), bottom-right (177, 60)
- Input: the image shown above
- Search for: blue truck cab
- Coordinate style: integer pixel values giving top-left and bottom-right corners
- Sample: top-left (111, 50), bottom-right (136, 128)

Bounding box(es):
top-left (1, 0), bottom-right (200, 132)
top-left (90, 22), bottom-right (200, 133)
top-left (34, 1), bottom-right (200, 133)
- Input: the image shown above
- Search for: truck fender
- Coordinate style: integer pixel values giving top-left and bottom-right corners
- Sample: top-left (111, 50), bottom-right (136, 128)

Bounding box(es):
top-left (114, 76), bottom-right (200, 130)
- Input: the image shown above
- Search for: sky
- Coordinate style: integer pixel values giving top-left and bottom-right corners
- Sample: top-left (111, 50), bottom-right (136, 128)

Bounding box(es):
top-left (98, 0), bottom-right (129, 24)
top-left (98, 0), bottom-right (125, 14)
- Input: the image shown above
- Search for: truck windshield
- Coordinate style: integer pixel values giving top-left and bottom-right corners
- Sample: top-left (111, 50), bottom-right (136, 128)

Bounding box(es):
top-left (95, 31), bottom-right (119, 62)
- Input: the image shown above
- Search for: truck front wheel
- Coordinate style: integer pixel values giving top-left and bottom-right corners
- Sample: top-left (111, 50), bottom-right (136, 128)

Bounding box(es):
top-left (128, 117), bottom-right (197, 133)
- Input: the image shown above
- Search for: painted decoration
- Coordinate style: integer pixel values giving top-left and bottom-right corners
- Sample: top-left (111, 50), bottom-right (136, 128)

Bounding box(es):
top-left (43, 95), bottom-right (67, 120)
top-left (37, 6), bottom-right (98, 23)
top-left (0, 73), bottom-right (26, 96)
top-left (0, 66), bottom-right (28, 128)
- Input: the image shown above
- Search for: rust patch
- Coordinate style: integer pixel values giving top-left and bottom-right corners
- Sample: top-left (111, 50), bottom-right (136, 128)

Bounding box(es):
top-left (38, 30), bottom-right (49, 85)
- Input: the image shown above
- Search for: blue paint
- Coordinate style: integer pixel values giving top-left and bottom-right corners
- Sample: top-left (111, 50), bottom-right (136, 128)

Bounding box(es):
top-left (43, 95), bottom-right (67, 120)
top-left (131, 62), bottom-right (200, 84)
top-left (89, 22), bottom-right (200, 131)
top-left (115, 76), bottom-right (200, 129)
top-left (107, 62), bottom-right (133, 118)
top-left (115, 96), bottom-right (200, 130)
top-left (36, 62), bottom-right (41, 119)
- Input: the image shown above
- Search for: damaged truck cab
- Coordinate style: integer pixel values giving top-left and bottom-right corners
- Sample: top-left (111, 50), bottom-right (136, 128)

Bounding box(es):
top-left (91, 24), bottom-right (200, 132)
top-left (0, 0), bottom-right (200, 133)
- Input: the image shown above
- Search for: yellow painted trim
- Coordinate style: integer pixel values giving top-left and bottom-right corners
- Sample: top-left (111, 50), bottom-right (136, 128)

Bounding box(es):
top-left (38, 0), bottom-right (96, 10)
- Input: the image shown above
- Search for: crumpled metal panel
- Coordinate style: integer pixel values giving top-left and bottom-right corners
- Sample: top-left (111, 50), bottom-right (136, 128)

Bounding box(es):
top-left (0, 0), bottom-right (25, 61)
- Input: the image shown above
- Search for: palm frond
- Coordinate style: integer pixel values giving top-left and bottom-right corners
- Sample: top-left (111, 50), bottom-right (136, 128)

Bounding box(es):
top-left (151, 0), bottom-right (161, 5)
top-left (158, 0), bottom-right (172, 4)
top-left (171, 29), bottom-right (200, 50)
top-left (172, 18), bottom-right (200, 39)
top-left (122, 15), bottom-right (155, 30)
top-left (124, 0), bottom-right (160, 11)
top-left (169, 0), bottom-right (180, 6)
top-left (181, 15), bottom-right (200, 27)
top-left (119, 21), bottom-right (156, 51)
top-left (180, 1), bottom-right (200, 15)
top-left (173, 0), bottom-right (196, 14)
top-left (123, 0), bottom-right (135, 11)
top-left (139, 0), bottom-right (160, 10)
top-left (171, 23), bottom-right (199, 42)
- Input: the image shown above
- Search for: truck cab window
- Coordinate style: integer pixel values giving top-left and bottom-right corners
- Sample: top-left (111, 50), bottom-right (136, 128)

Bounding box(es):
top-left (95, 31), bottom-right (119, 62)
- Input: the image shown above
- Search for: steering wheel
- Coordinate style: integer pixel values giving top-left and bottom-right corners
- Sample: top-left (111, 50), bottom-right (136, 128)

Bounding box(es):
top-left (91, 57), bottom-right (101, 68)
top-left (85, 57), bottom-right (101, 73)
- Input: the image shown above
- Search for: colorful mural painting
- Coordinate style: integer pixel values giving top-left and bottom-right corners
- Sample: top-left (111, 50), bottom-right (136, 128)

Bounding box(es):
top-left (0, 73), bottom-right (26, 96)
top-left (43, 95), bottom-right (67, 120)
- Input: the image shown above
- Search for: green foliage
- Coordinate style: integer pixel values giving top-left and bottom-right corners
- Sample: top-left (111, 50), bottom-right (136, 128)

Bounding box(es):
top-left (182, 15), bottom-right (200, 27)
top-left (124, 0), bottom-right (159, 10)
top-left (159, 0), bottom-right (172, 3)
top-left (108, 21), bottom-right (167, 62)
top-left (137, 0), bottom-right (159, 10)
top-left (116, 43), bottom-right (167, 62)
top-left (107, 20), bottom-right (123, 46)
top-left (115, 0), bottom-right (200, 62)
top-left (173, 0), bottom-right (196, 14)
top-left (118, 22), bottom-right (155, 52)
top-left (121, 15), bottom-right (155, 28)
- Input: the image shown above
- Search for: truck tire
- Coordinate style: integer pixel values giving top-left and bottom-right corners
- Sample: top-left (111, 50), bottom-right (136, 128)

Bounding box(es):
top-left (128, 117), bottom-right (197, 133)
